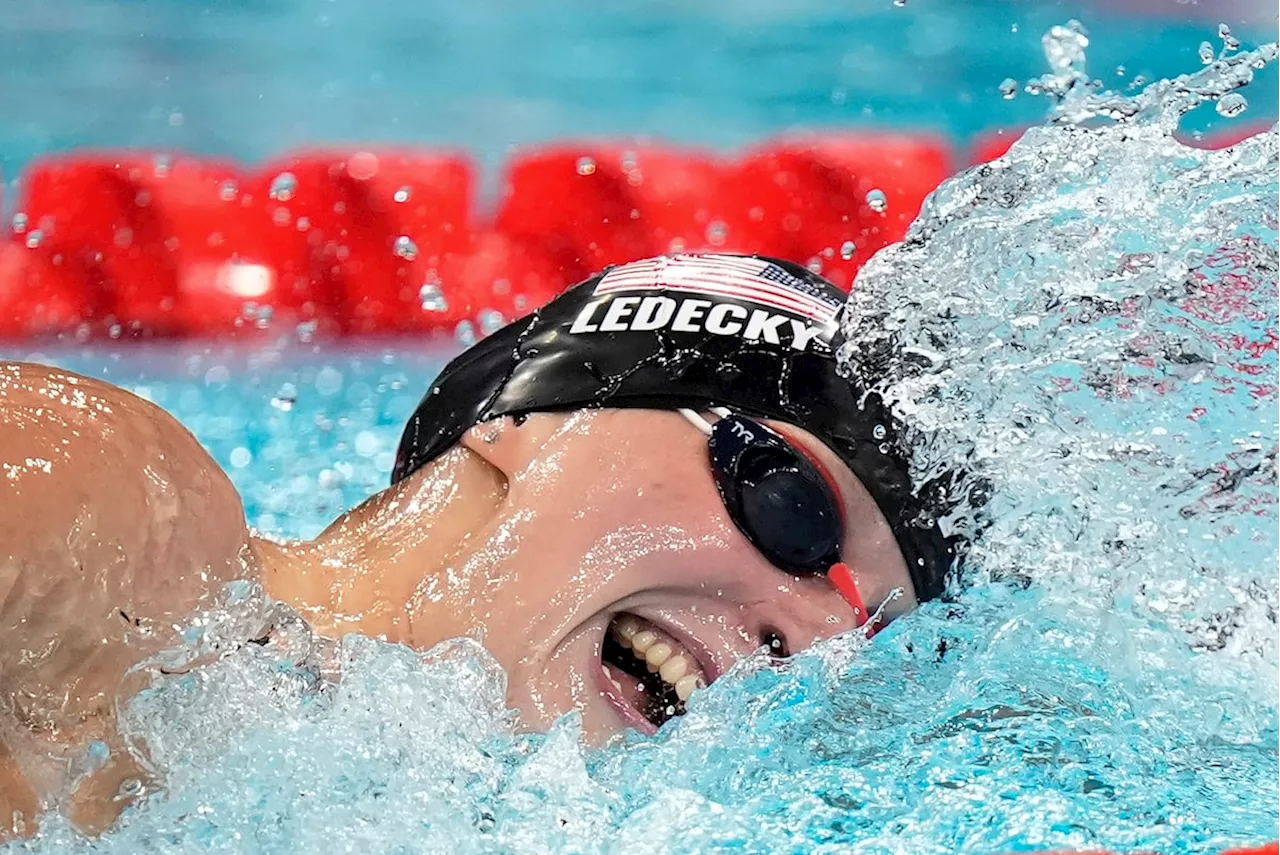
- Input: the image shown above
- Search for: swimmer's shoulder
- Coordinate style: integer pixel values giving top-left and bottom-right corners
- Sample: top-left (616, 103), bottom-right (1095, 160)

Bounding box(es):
top-left (0, 360), bottom-right (251, 569)
top-left (0, 361), bottom-right (260, 835)
top-left (0, 361), bottom-right (266, 833)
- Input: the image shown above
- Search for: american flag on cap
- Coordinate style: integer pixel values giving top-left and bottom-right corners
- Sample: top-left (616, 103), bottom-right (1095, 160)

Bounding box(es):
top-left (594, 254), bottom-right (842, 326)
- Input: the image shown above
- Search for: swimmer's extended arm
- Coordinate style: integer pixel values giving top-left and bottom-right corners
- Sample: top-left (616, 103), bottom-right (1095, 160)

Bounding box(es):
top-left (0, 362), bottom-right (262, 837)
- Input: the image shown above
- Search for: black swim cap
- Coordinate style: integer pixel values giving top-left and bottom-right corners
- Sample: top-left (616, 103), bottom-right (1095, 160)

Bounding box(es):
top-left (393, 253), bottom-right (958, 601)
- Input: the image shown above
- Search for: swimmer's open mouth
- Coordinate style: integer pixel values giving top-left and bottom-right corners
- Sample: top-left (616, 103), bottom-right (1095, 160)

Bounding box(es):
top-left (600, 613), bottom-right (710, 731)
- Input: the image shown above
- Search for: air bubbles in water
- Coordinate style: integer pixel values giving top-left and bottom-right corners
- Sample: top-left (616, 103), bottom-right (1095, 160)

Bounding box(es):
top-left (393, 235), bottom-right (418, 261)
top-left (999, 78), bottom-right (1019, 99)
top-left (576, 156), bottom-right (596, 176)
top-left (24, 229), bottom-right (43, 249)
top-left (1216, 92), bottom-right (1248, 118)
top-left (419, 281), bottom-right (449, 313)
top-left (865, 189), bottom-right (888, 212)
top-left (393, 186), bottom-right (412, 203)
top-left (840, 241), bottom-right (857, 260)
top-left (269, 172), bottom-right (298, 202)
top-left (11, 212), bottom-right (28, 234)
top-left (1199, 41), bottom-right (1216, 65)
top-left (219, 180), bottom-right (239, 202)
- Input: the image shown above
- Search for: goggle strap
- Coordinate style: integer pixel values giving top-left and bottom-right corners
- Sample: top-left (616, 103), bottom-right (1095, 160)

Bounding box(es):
top-left (679, 408), bottom-right (715, 436)
top-left (829, 562), bottom-right (876, 635)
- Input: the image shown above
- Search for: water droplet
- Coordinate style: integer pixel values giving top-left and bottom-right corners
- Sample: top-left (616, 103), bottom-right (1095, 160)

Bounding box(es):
top-left (455, 320), bottom-right (477, 346)
top-left (115, 777), bottom-right (145, 801)
top-left (806, 257), bottom-right (823, 274)
top-left (271, 382), bottom-right (297, 411)
top-left (134, 190), bottom-right (152, 208)
top-left (296, 320), bottom-right (319, 342)
top-left (153, 154), bottom-right (172, 178)
top-left (393, 235), bottom-right (418, 261)
top-left (576, 156), bottom-right (596, 176)
top-left (347, 152), bottom-right (379, 181)
top-left (393, 186), bottom-right (412, 203)
top-left (219, 179), bottom-right (239, 201)
top-left (705, 220), bottom-right (729, 246)
top-left (1115, 65), bottom-right (1126, 77)
top-left (24, 229), bottom-right (42, 249)
top-left (315, 366), bottom-right (344, 396)
top-left (1217, 23), bottom-right (1238, 50)
top-left (108, 323), bottom-right (123, 339)
top-left (892, 0), bottom-right (906, 6)
top-left (269, 172), bottom-right (298, 202)
top-left (999, 78), bottom-right (1019, 99)
top-left (254, 305), bottom-right (274, 329)
top-left (11, 213), bottom-right (28, 234)
top-left (878, 442), bottom-right (890, 454)
top-left (1216, 92), bottom-right (1248, 118)
top-left (866, 189), bottom-right (888, 212)
top-left (419, 281), bottom-right (448, 312)
top-left (1199, 41), bottom-right (1216, 65)
top-left (840, 240), bottom-right (857, 260)
top-left (478, 308), bottom-right (506, 335)
top-left (872, 424), bottom-right (887, 440)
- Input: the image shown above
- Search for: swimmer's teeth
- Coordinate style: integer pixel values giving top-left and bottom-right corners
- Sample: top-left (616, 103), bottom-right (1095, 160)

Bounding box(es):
top-left (644, 642), bottom-right (672, 672)
top-left (630, 630), bottom-right (657, 654)
top-left (659, 656), bottom-right (688, 683)
top-left (615, 616), bottom-right (641, 648)
top-left (609, 616), bottom-right (707, 701)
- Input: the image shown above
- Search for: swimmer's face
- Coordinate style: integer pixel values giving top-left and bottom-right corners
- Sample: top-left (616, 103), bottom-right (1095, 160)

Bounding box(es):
top-left (402, 409), bottom-right (916, 743)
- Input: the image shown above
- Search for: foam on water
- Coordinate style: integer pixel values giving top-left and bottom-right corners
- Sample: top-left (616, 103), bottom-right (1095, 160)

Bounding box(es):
top-left (5, 27), bottom-right (1279, 855)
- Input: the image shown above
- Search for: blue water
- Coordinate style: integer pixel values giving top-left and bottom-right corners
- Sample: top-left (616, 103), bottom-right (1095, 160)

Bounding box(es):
top-left (0, 0), bottom-right (1277, 189)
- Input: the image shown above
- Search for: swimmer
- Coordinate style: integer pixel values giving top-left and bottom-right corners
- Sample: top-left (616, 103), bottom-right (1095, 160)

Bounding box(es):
top-left (0, 253), bottom-right (960, 836)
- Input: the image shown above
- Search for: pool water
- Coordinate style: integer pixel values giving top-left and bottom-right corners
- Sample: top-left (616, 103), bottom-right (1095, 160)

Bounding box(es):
top-left (0, 0), bottom-right (1277, 186)
top-left (3, 20), bottom-right (1279, 855)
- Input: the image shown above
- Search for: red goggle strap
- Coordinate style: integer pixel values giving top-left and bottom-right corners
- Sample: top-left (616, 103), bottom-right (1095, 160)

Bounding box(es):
top-left (829, 562), bottom-right (878, 637)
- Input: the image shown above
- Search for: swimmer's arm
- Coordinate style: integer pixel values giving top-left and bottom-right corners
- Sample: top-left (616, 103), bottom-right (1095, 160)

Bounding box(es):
top-left (0, 362), bottom-right (263, 835)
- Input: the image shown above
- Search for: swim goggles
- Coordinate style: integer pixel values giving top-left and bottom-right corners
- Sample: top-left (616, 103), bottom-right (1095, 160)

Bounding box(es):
top-left (679, 408), bottom-right (876, 631)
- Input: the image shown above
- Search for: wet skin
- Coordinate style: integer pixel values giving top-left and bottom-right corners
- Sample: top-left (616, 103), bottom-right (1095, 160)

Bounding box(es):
top-left (0, 361), bottom-right (915, 837)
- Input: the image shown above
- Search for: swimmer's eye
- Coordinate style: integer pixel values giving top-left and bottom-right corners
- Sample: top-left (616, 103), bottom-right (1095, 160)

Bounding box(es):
top-left (761, 629), bottom-right (790, 659)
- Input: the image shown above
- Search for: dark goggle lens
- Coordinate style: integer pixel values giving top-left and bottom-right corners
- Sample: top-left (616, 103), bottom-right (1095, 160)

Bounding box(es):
top-left (709, 416), bottom-right (843, 575)
top-left (740, 461), bottom-right (842, 573)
